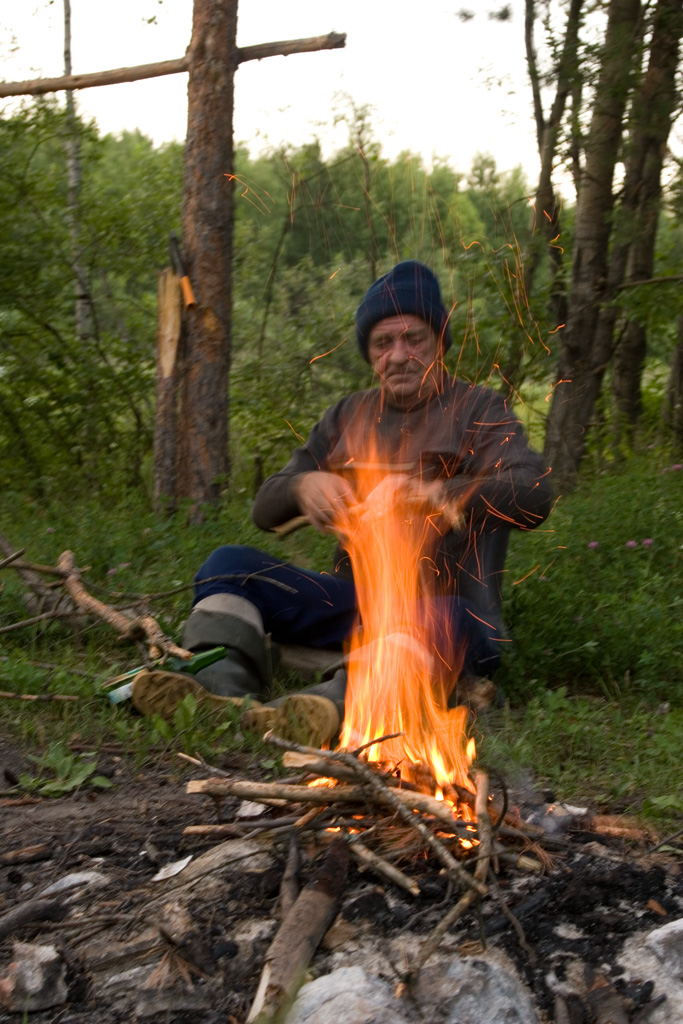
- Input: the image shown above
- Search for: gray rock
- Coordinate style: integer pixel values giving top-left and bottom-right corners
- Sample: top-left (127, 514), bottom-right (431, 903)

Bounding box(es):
top-left (413, 957), bottom-right (540, 1024)
top-left (0, 941), bottom-right (68, 1012)
top-left (284, 965), bottom-right (411, 1024)
top-left (646, 918), bottom-right (683, 982)
top-left (41, 870), bottom-right (108, 897)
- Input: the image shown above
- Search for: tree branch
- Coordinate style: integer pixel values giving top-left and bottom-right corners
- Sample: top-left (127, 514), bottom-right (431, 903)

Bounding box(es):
top-left (0, 33), bottom-right (346, 98)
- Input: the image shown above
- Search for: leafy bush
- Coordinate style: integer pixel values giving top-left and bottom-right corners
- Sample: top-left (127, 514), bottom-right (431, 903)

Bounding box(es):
top-left (500, 452), bottom-right (683, 704)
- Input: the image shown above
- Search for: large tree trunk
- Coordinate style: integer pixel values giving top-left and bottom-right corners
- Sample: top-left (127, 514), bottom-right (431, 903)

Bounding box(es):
top-left (611, 0), bottom-right (683, 437)
top-left (176, 0), bottom-right (238, 511)
top-left (544, 0), bottom-right (642, 492)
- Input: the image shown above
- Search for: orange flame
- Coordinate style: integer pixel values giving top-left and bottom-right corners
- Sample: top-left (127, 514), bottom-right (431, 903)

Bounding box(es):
top-left (336, 440), bottom-right (475, 798)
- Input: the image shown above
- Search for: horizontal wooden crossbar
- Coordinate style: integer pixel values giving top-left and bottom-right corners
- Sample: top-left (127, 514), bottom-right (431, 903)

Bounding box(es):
top-left (0, 32), bottom-right (346, 98)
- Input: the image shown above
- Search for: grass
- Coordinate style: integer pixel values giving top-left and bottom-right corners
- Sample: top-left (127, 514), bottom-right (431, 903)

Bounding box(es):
top-left (0, 450), bottom-right (681, 830)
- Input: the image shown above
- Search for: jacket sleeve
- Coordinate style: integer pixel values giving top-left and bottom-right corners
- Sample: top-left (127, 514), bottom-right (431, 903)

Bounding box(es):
top-left (438, 388), bottom-right (553, 533)
top-left (252, 405), bottom-right (340, 531)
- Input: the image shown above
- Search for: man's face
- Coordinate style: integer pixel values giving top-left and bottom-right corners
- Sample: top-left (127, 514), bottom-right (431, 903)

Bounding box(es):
top-left (367, 314), bottom-right (442, 409)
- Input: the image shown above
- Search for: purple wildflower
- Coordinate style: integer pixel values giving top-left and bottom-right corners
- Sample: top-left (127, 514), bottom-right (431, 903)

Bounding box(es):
top-left (588, 541), bottom-right (599, 549)
top-left (642, 538), bottom-right (653, 548)
top-left (671, 464), bottom-right (682, 471)
top-left (625, 540), bottom-right (637, 549)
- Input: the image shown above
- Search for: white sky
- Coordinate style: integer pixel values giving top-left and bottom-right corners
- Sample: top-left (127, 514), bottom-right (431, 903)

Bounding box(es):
top-left (1, 0), bottom-right (540, 179)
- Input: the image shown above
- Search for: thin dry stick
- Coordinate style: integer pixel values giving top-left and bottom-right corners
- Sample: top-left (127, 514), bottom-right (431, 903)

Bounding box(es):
top-left (0, 609), bottom-right (78, 634)
top-left (0, 549), bottom-right (24, 570)
top-left (187, 777), bottom-right (361, 805)
top-left (282, 750), bottom-right (397, 787)
top-left (0, 657), bottom-right (91, 678)
top-left (294, 804), bottom-right (329, 829)
top-left (486, 871), bottom-right (536, 962)
top-left (352, 731), bottom-right (404, 756)
top-left (279, 835), bottom-right (300, 919)
top-left (5, 558), bottom-right (64, 576)
top-left (265, 734), bottom-right (486, 897)
top-left (349, 840), bottom-right (420, 896)
top-left (0, 690), bottom-right (79, 703)
top-left (405, 770), bottom-right (492, 980)
top-left (176, 751), bottom-right (232, 779)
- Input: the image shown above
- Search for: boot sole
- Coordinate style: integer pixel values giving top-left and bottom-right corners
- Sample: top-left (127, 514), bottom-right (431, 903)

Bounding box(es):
top-left (242, 694), bottom-right (340, 748)
top-left (131, 669), bottom-right (252, 721)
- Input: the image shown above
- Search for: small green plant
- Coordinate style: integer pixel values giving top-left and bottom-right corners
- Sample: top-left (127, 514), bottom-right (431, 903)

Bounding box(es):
top-left (142, 693), bottom-right (253, 762)
top-left (18, 741), bottom-right (114, 797)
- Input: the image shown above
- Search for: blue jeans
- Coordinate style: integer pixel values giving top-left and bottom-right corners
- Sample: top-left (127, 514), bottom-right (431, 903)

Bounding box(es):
top-left (194, 545), bottom-right (501, 678)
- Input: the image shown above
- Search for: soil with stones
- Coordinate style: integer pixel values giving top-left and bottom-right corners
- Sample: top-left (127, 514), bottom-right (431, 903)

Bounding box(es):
top-left (0, 734), bottom-right (681, 1024)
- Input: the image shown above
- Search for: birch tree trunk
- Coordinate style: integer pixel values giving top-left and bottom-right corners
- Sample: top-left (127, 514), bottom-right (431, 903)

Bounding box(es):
top-left (544, 0), bottom-right (642, 492)
top-left (63, 0), bottom-right (93, 344)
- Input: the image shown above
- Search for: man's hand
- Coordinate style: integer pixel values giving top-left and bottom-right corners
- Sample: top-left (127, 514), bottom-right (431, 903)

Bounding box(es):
top-left (294, 472), bottom-right (358, 535)
top-left (362, 475), bottom-right (465, 532)
top-left (406, 477), bottom-right (466, 531)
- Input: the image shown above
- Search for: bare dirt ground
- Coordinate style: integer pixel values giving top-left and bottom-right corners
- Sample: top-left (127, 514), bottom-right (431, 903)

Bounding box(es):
top-left (1, 734), bottom-right (682, 1024)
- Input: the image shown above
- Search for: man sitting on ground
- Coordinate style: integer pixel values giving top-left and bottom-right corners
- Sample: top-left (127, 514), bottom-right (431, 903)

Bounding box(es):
top-left (132, 261), bottom-right (553, 744)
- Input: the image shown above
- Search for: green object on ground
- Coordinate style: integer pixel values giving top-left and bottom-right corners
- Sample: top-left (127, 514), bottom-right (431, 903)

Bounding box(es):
top-left (107, 647), bottom-right (226, 705)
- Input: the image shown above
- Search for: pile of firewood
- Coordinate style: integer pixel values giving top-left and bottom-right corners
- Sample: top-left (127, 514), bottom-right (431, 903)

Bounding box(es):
top-left (183, 733), bottom-right (564, 1022)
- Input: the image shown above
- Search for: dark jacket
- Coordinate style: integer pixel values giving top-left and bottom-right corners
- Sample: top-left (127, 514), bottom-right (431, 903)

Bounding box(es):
top-left (253, 378), bottom-right (553, 634)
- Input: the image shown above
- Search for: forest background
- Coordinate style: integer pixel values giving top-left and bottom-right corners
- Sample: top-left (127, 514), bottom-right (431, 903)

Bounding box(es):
top-left (0, 0), bottom-right (681, 826)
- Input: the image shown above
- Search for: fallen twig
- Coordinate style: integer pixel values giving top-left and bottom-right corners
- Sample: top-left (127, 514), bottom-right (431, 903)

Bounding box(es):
top-left (0, 549), bottom-right (24, 570)
top-left (0, 609), bottom-right (79, 634)
top-left (0, 898), bottom-right (66, 941)
top-left (0, 689), bottom-right (79, 702)
top-left (246, 839), bottom-right (349, 1023)
top-left (0, 843), bottom-right (54, 866)
top-left (57, 550), bottom-right (191, 662)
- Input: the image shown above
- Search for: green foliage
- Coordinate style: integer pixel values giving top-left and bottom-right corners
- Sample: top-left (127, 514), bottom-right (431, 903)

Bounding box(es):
top-left (500, 452), bottom-right (683, 703)
top-left (0, 106), bottom-right (182, 497)
top-left (0, 97), bottom-right (546, 500)
top-left (18, 741), bottom-right (113, 797)
top-left (477, 691), bottom-right (683, 825)
top-left (1, 96), bottom-right (681, 828)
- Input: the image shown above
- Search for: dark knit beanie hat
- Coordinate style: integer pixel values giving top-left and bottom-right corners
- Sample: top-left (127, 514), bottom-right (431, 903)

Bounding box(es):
top-left (355, 260), bottom-right (452, 362)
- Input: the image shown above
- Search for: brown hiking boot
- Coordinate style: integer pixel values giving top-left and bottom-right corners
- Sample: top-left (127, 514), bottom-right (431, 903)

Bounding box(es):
top-left (241, 694), bottom-right (340, 748)
top-left (131, 669), bottom-right (260, 721)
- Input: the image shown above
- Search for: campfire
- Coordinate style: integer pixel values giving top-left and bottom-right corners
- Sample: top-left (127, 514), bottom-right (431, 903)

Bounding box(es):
top-left (336, 449), bottom-right (475, 798)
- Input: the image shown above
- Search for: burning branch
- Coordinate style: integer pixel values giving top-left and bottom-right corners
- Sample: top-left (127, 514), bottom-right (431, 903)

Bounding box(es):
top-left (404, 769), bottom-right (492, 980)
top-left (260, 734), bottom-right (486, 897)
